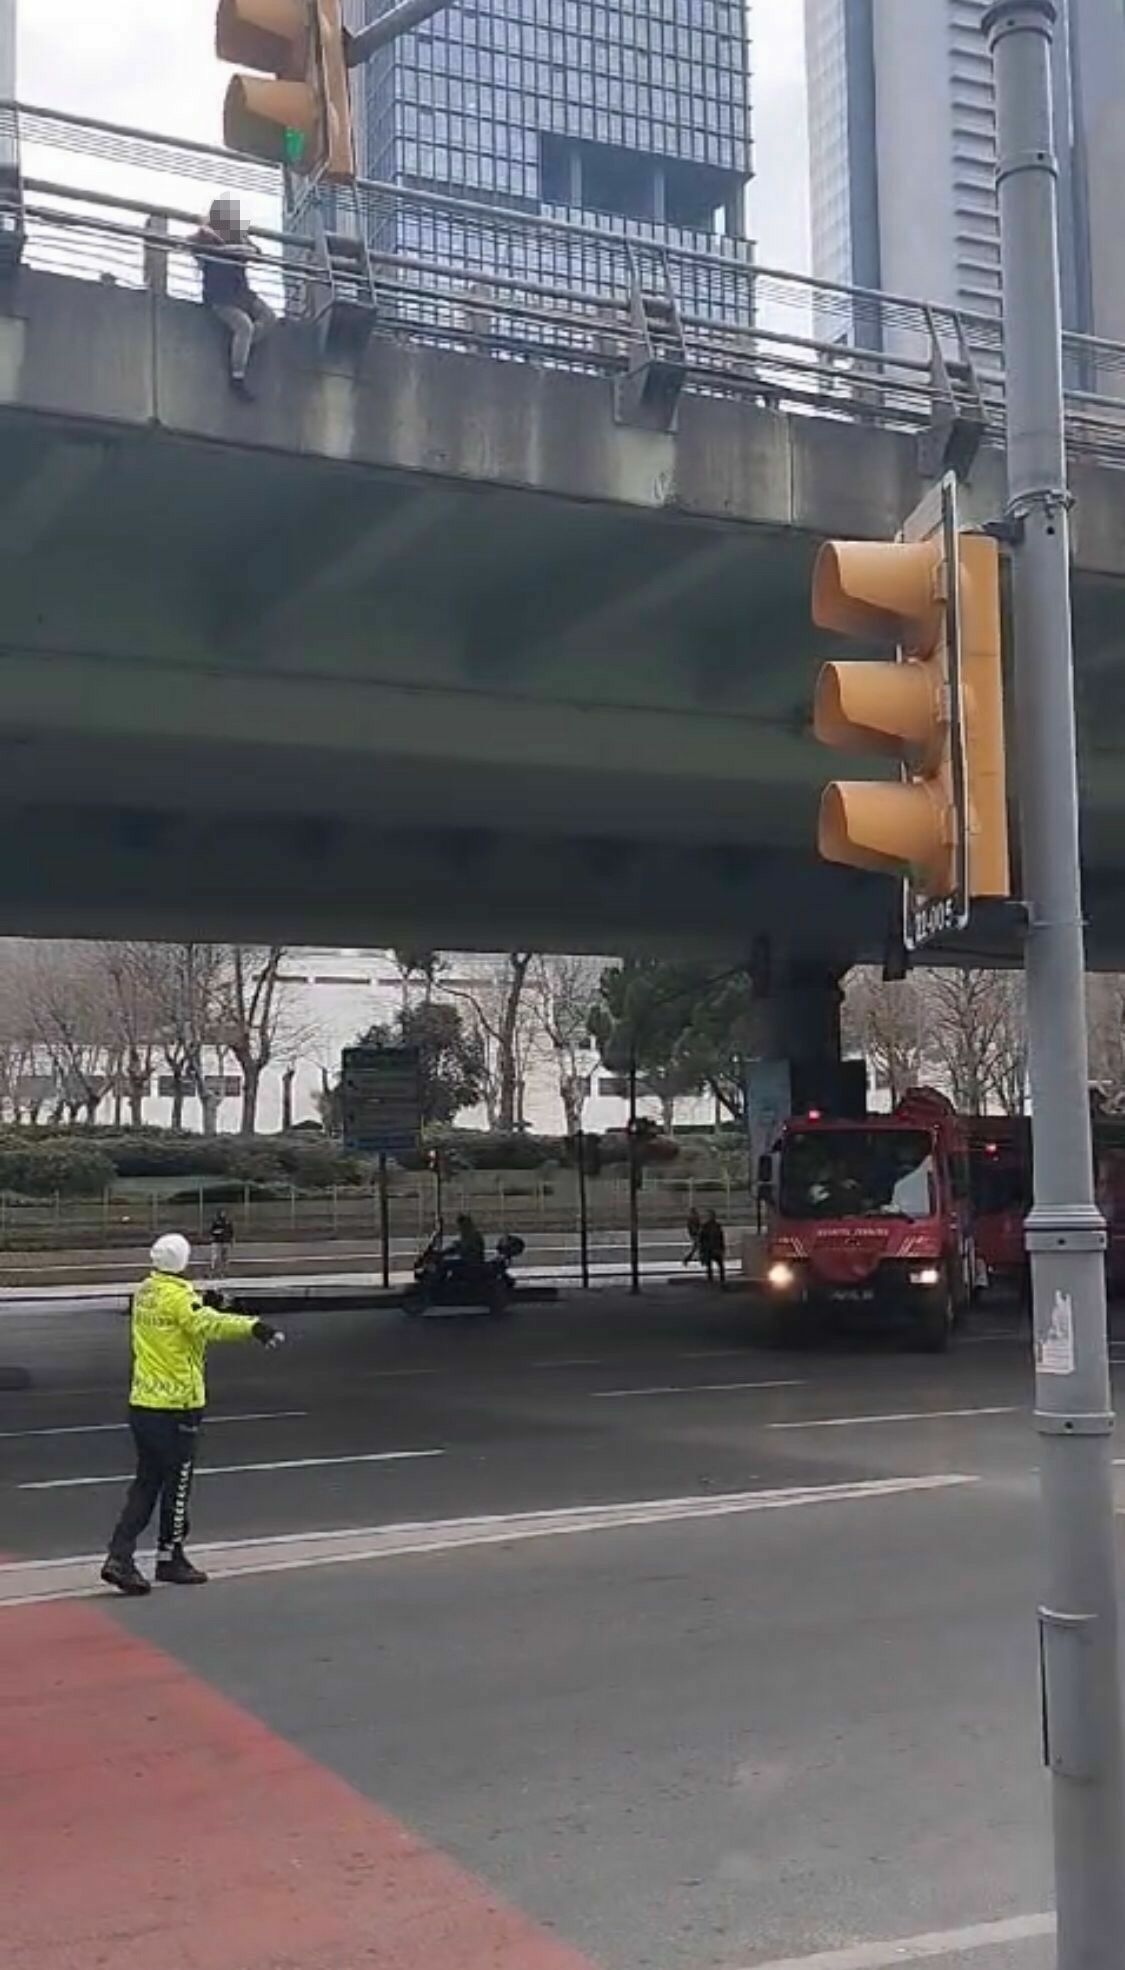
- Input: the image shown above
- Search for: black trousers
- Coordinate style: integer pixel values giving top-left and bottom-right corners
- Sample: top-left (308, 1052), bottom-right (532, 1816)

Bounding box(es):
top-left (108, 1406), bottom-right (202, 1559)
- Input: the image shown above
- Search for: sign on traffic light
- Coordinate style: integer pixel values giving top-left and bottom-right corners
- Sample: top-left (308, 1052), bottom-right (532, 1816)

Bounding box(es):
top-left (811, 474), bottom-right (1009, 951)
top-left (216, 0), bottom-right (354, 179)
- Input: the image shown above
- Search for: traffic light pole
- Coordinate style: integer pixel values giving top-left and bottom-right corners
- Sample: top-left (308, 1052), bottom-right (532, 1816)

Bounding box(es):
top-left (984, 6), bottom-right (1125, 1962)
top-left (0, 0), bottom-right (15, 171)
top-left (346, 0), bottom-right (457, 65)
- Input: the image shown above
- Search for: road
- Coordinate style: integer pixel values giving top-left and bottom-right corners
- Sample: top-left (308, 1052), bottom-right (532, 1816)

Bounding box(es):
top-left (2, 1286), bottom-right (1114, 1969)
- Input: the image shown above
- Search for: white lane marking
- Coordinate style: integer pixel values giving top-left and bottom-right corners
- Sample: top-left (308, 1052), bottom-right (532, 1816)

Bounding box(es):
top-left (0, 1409), bottom-right (307, 1442)
top-left (733, 1910), bottom-right (1054, 1970)
top-left (0, 1473), bottom-right (979, 1606)
top-left (18, 1448), bottom-right (444, 1490)
top-left (770, 1406), bottom-right (1019, 1432)
top-left (960, 1332), bottom-right (1026, 1345)
top-left (592, 1379), bottom-right (805, 1400)
top-left (675, 1348), bottom-right (760, 1360)
top-left (367, 1367), bottom-right (440, 1380)
top-left (531, 1357), bottom-right (606, 1370)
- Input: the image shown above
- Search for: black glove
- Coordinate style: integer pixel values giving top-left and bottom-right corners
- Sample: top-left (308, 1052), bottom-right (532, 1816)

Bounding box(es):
top-left (202, 1289), bottom-right (230, 1311)
top-left (251, 1319), bottom-right (285, 1348)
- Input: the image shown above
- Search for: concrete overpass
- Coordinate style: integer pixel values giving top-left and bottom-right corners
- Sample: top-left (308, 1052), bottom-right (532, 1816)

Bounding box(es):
top-left (3, 107), bottom-right (1125, 977)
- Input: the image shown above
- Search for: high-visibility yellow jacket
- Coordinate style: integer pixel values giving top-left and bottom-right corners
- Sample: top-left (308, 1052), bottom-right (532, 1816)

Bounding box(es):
top-left (129, 1271), bottom-right (257, 1411)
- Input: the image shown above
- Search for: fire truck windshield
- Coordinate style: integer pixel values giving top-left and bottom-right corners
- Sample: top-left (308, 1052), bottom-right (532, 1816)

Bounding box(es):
top-left (778, 1129), bottom-right (936, 1222)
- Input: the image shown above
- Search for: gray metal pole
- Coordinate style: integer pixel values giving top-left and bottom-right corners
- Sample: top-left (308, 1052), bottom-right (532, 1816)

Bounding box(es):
top-left (983, 6), bottom-right (1125, 1962)
top-left (347, 0), bottom-right (457, 66)
top-left (0, 0), bottom-right (15, 174)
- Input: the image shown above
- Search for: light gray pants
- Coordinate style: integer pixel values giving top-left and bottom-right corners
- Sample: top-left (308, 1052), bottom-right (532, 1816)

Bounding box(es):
top-left (212, 292), bottom-right (274, 378)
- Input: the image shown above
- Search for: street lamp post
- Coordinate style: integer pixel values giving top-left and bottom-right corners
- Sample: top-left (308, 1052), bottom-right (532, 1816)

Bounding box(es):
top-left (984, 5), bottom-right (1125, 1962)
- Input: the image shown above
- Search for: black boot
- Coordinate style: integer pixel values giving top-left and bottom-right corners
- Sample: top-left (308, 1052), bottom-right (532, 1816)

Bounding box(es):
top-left (101, 1554), bottom-right (151, 1596)
top-left (156, 1547), bottom-right (209, 1586)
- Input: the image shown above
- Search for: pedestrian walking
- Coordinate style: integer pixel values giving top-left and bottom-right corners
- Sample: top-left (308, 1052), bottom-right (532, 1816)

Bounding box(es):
top-left (698, 1209), bottom-right (726, 1287)
top-left (209, 1208), bottom-right (235, 1277)
top-left (683, 1205), bottom-right (702, 1267)
top-left (190, 197), bottom-right (274, 395)
top-left (101, 1233), bottom-right (284, 1596)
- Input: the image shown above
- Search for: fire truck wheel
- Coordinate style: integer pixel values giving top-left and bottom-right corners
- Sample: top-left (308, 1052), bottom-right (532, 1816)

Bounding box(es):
top-left (914, 1275), bottom-right (956, 1352)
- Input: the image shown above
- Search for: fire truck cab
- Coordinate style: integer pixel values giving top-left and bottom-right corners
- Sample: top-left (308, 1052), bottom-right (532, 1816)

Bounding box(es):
top-left (762, 1088), bottom-right (975, 1351)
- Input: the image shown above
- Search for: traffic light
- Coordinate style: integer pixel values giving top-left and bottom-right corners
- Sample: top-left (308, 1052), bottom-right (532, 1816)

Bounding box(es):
top-left (810, 477), bottom-right (1008, 946)
top-left (216, 0), bottom-right (354, 179)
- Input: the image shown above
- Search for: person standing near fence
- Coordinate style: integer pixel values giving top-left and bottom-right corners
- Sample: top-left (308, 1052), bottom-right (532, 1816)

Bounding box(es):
top-left (101, 1233), bottom-right (283, 1596)
top-left (698, 1210), bottom-right (726, 1288)
top-left (209, 1207), bottom-right (235, 1277)
top-left (190, 197), bottom-right (274, 395)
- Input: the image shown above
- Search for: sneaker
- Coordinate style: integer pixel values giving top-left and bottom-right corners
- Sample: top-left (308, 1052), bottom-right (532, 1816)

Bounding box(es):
top-left (229, 371), bottom-right (254, 400)
top-left (155, 1550), bottom-right (209, 1586)
top-left (101, 1555), bottom-right (151, 1597)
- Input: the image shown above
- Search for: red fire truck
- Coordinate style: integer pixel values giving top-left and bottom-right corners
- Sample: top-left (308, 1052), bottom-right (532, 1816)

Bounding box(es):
top-left (762, 1088), bottom-right (975, 1350)
top-left (967, 1114), bottom-right (1125, 1297)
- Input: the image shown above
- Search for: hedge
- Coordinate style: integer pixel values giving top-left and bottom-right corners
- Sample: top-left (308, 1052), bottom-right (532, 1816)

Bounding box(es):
top-left (0, 1143), bottom-right (116, 1197)
top-left (0, 1131), bottom-right (370, 1190)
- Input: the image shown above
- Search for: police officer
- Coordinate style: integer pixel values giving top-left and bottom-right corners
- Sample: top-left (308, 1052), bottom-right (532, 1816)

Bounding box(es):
top-left (101, 1233), bottom-right (283, 1596)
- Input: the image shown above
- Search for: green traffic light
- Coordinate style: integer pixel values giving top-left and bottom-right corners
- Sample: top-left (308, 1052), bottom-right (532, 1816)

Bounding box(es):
top-left (283, 127), bottom-right (307, 165)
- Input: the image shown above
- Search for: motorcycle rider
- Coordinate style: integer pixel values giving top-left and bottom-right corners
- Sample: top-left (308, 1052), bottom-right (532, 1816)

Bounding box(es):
top-left (444, 1212), bottom-right (486, 1280)
top-left (101, 1232), bottom-right (284, 1596)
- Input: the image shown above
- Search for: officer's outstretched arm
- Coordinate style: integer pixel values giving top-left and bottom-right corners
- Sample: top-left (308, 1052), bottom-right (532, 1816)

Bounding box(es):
top-left (174, 1291), bottom-right (259, 1345)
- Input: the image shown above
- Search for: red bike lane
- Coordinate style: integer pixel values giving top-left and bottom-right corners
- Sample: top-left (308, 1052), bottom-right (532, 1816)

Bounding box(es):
top-left (0, 1595), bottom-right (601, 1970)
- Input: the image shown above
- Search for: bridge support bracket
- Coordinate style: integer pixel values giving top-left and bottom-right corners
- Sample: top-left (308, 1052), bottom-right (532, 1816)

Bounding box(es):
top-left (614, 246), bottom-right (686, 433)
top-left (0, 162), bottom-right (25, 273)
top-left (917, 305), bottom-right (985, 482)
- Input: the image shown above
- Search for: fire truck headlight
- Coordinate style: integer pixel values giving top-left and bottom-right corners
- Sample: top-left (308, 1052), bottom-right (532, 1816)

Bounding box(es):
top-left (767, 1261), bottom-right (796, 1291)
top-left (910, 1266), bottom-right (942, 1288)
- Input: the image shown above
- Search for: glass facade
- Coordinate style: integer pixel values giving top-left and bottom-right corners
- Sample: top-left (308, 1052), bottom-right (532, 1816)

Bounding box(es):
top-left (350, 0), bottom-right (752, 320)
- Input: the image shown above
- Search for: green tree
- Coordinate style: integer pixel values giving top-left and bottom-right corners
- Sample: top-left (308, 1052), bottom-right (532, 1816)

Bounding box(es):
top-left (588, 961), bottom-right (704, 1128)
top-left (364, 1001), bottom-right (486, 1127)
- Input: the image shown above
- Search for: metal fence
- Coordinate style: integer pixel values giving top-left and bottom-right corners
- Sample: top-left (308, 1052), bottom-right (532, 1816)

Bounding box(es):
top-left (0, 1170), bottom-right (740, 1255)
top-left (4, 99), bottom-right (1125, 467)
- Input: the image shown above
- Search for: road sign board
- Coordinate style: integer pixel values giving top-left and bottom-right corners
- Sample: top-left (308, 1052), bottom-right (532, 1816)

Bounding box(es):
top-left (340, 1045), bottom-right (421, 1157)
top-left (900, 472), bottom-right (970, 953)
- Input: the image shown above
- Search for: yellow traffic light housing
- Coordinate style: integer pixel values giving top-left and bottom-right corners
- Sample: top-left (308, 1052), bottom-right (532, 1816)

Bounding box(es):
top-left (217, 0), bottom-right (354, 179)
top-left (810, 476), bottom-right (1009, 950)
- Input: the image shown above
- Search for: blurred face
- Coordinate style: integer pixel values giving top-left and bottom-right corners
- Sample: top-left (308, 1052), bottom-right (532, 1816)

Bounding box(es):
top-left (211, 197), bottom-right (240, 234)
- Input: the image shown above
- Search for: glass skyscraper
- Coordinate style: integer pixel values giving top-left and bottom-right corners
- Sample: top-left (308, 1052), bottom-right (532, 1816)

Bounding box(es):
top-left (805, 0), bottom-right (1125, 348)
top-left (349, 0), bottom-right (752, 319)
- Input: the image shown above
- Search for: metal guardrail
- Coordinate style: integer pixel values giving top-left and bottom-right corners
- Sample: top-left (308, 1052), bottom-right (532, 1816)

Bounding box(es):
top-left (3, 100), bottom-right (1125, 466)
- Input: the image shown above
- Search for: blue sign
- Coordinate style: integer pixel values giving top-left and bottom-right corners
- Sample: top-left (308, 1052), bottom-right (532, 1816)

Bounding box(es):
top-left (341, 1045), bottom-right (421, 1158)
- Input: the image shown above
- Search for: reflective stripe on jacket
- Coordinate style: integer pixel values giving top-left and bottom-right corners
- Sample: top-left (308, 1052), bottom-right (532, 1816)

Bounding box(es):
top-left (129, 1271), bottom-right (256, 1410)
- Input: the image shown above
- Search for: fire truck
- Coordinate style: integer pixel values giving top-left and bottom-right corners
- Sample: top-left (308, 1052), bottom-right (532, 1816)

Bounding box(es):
top-left (967, 1114), bottom-right (1125, 1297)
top-left (762, 1088), bottom-right (975, 1351)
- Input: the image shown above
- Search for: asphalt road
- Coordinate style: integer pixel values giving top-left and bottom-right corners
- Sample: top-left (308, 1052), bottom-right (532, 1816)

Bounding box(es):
top-left (3, 1286), bottom-right (1116, 1970)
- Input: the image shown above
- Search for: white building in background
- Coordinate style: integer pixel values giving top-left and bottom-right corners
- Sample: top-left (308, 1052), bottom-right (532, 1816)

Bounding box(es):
top-left (804, 0), bottom-right (1125, 348)
top-left (36, 949), bottom-right (722, 1138)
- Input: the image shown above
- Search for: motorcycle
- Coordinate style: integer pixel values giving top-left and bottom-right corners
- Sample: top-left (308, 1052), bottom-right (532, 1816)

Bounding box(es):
top-left (402, 1230), bottom-right (526, 1319)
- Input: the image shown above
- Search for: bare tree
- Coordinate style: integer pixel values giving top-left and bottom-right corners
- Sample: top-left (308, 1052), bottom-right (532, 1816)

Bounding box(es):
top-left (533, 955), bottom-right (604, 1134)
top-left (217, 946), bottom-right (290, 1134)
top-left (842, 969), bottom-right (926, 1104)
top-left (0, 943), bottom-right (40, 1122)
top-left (1087, 975), bottom-right (1125, 1108)
top-left (135, 944), bottom-right (226, 1133)
top-left (919, 968), bottom-right (1026, 1115)
top-left (390, 949), bottom-right (445, 1011)
top-left (21, 942), bottom-right (110, 1122)
top-left (96, 942), bottom-right (161, 1127)
top-left (446, 953), bottom-right (536, 1131)
top-left (984, 972), bottom-right (1028, 1116)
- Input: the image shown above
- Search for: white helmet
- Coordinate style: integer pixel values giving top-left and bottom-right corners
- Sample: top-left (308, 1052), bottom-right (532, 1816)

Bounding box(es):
top-left (150, 1233), bottom-right (191, 1275)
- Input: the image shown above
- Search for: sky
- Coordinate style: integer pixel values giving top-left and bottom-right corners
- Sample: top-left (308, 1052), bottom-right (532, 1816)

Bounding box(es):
top-left (16, 0), bottom-right (811, 273)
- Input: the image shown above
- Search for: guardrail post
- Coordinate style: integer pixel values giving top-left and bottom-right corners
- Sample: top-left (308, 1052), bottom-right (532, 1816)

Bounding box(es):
top-left (143, 212), bottom-right (169, 296)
